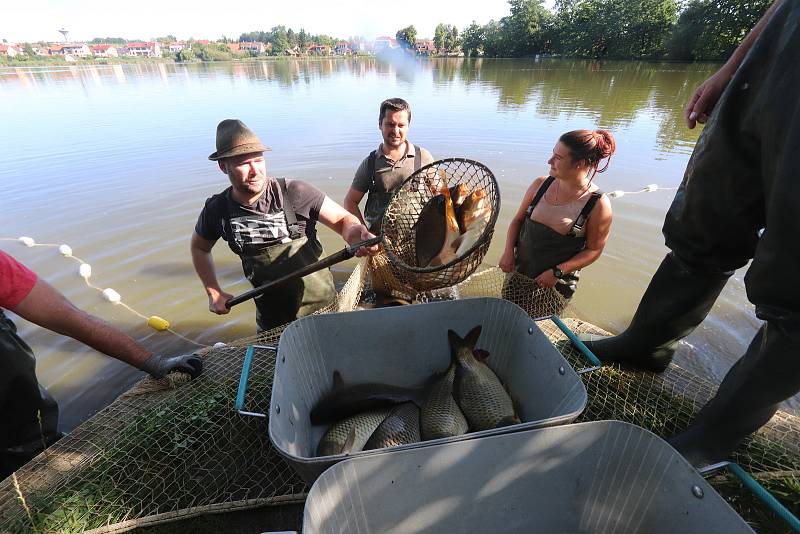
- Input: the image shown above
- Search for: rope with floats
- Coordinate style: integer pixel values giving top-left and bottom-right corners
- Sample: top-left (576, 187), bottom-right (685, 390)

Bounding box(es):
top-left (606, 184), bottom-right (678, 199)
top-left (1, 236), bottom-right (212, 349)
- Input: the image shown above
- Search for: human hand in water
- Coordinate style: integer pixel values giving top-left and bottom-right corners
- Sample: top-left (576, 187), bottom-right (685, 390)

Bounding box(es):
top-left (208, 288), bottom-right (234, 314)
top-left (498, 250), bottom-right (515, 273)
top-left (534, 270), bottom-right (558, 288)
top-left (685, 65), bottom-right (736, 129)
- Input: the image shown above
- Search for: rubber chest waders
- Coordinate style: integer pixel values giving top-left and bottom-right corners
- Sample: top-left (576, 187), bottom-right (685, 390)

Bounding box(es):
top-left (224, 179), bottom-right (336, 332)
top-left (0, 311), bottom-right (61, 477)
top-left (363, 145), bottom-right (422, 234)
top-left (515, 176), bottom-right (601, 299)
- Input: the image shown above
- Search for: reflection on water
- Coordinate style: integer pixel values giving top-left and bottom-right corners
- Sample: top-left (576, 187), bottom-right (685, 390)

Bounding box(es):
top-left (2, 57), bottom-right (788, 430)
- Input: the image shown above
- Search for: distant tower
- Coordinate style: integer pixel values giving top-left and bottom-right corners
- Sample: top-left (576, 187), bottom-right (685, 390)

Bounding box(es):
top-left (58, 28), bottom-right (69, 42)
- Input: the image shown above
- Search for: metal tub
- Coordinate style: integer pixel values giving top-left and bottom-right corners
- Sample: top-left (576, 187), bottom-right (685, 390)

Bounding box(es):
top-left (303, 421), bottom-right (754, 533)
top-left (268, 297), bottom-right (587, 484)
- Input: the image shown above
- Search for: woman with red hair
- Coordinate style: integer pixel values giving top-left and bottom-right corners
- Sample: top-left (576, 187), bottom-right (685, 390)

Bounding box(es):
top-left (499, 129), bottom-right (616, 300)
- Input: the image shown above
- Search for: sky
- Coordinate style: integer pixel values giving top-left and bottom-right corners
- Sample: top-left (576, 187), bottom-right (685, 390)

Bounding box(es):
top-left (2, 0), bottom-right (538, 43)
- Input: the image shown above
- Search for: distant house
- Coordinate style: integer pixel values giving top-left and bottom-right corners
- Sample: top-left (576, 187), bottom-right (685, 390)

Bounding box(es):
top-left (126, 42), bottom-right (161, 57)
top-left (62, 43), bottom-right (91, 57)
top-left (307, 44), bottom-right (331, 55)
top-left (0, 44), bottom-right (20, 57)
top-left (239, 41), bottom-right (266, 54)
top-left (285, 46), bottom-right (300, 56)
top-left (415, 39), bottom-right (436, 56)
top-left (334, 42), bottom-right (351, 55)
top-left (226, 42), bottom-right (240, 53)
top-left (168, 41), bottom-right (188, 53)
top-left (196, 40), bottom-right (210, 46)
top-left (373, 36), bottom-right (398, 52)
top-left (31, 45), bottom-right (49, 56)
top-left (91, 44), bottom-right (118, 57)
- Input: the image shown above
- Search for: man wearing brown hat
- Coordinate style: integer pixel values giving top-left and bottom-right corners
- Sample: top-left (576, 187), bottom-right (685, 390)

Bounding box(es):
top-left (191, 119), bottom-right (377, 331)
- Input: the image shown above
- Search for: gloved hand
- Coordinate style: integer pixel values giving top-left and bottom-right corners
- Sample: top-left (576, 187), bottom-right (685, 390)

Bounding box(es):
top-left (140, 353), bottom-right (203, 379)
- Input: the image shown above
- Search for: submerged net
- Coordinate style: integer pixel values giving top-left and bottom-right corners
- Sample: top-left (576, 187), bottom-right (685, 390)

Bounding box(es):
top-left (0, 262), bottom-right (798, 533)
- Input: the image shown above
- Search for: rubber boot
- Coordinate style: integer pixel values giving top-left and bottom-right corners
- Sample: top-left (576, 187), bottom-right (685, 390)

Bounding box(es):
top-left (669, 318), bottom-right (800, 466)
top-left (581, 253), bottom-right (731, 372)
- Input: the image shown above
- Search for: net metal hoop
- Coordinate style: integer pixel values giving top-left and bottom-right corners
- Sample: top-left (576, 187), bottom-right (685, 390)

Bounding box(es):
top-left (379, 157), bottom-right (500, 292)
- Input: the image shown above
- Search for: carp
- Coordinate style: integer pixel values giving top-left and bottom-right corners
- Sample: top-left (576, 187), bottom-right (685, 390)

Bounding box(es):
top-left (364, 402), bottom-right (422, 450)
top-left (427, 185), bottom-right (462, 267)
top-left (456, 188), bottom-right (492, 233)
top-left (449, 326), bottom-right (520, 431)
top-left (310, 371), bottom-right (426, 425)
top-left (316, 408), bottom-right (392, 456)
top-left (420, 364), bottom-right (469, 441)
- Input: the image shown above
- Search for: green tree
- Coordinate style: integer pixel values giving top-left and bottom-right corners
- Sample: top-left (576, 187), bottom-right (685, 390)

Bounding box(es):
top-left (396, 25), bottom-right (417, 49)
top-left (298, 28), bottom-right (309, 49)
top-left (505, 0), bottom-right (552, 55)
top-left (176, 47), bottom-right (196, 62)
top-left (667, 0), bottom-right (770, 60)
top-left (461, 21), bottom-right (485, 56)
top-left (434, 23), bottom-right (449, 52)
top-left (271, 25), bottom-right (290, 54)
top-left (287, 28), bottom-right (297, 48)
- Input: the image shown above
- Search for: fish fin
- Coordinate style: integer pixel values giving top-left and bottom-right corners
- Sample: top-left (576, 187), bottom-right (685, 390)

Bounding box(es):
top-left (464, 325), bottom-right (482, 349)
top-left (473, 349), bottom-right (490, 361)
top-left (495, 415), bottom-right (521, 428)
top-left (332, 370), bottom-right (345, 390)
top-left (447, 329), bottom-right (462, 362)
top-left (342, 425), bottom-right (357, 454)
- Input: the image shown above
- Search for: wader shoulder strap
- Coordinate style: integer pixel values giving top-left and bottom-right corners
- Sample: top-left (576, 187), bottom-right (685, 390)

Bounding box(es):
top-left (526, 176), bottom-right (556, 217)
top-left (414, 145), bottom-right (421, 172)
top-left (220, 189), bottom-right (243, 256)
top-left (277, 178), bottom-right (303, 240)
top-left (571, 191), bottom-right (603, 234)
top-left (367, 149), bottom-right (378, 190)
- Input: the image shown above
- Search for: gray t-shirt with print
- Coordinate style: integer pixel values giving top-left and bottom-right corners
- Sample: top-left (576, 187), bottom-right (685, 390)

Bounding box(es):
top-left (195, 178), bottom-right (326, 257)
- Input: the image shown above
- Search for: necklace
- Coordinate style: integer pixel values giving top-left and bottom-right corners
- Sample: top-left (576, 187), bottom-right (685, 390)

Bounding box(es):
top-left (549, 178), bottom-right (591, 206)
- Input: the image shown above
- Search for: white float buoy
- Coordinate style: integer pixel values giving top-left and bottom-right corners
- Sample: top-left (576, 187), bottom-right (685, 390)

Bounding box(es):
top-left (79, 263), bottom-right (92, 278)
top-left (19, 236), bottom-right (35, 247)
top-left (102, 288), bottom-right (122, 304)
top-left (608, 190), bottom-right (625, 199)
top-left (213, 342), bottom-right (227, 348)
top-left (59, 244), bottom-right (73, 257)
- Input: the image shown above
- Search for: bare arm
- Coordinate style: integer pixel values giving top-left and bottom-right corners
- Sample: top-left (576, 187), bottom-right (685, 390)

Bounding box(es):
top-left (318, 196), bottom-right (378, 257)
top-left (499, 177), bottom-right (547, 273)
top-left (190, 231), bottom-right (233, 314)
top-left (11, 278), bottom-right (153, 368)
top-left (343, 187), bottom-right (368, 227)
top-left (686, 0), bottom-right (783, 128)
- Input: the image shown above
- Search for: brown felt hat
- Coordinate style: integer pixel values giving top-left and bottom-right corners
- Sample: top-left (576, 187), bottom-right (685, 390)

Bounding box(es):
top-left (208, 119), bottom-right (271, 161)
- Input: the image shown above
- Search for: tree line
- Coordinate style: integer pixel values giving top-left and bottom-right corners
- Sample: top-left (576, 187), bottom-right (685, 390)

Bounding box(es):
top-left (402, 0), bottom-right (771, 60)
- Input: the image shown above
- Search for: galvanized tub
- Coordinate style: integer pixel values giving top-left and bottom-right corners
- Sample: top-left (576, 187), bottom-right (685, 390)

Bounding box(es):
top-left (303, 420), bottom-right (754, 533)
top-left (269, 297), bottom-right (587, 484)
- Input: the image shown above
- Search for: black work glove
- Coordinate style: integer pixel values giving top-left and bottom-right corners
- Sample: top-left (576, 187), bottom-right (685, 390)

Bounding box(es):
top-left (140, 353), bottom-right (203, 379)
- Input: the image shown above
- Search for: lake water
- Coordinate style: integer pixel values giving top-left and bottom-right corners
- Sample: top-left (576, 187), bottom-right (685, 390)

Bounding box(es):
top-left (2, 57), bottom-right (786, 431)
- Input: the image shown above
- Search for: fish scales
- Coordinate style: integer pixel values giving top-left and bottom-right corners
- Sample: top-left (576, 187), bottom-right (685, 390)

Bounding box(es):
top-left (450, 327), bottom-right (520, 431)
top-left (420, 364), bottom-right (469, 440)
top-left (364, 402), bottom-right (421, 450)
top-left (317, 408), bottom-right (392, 456)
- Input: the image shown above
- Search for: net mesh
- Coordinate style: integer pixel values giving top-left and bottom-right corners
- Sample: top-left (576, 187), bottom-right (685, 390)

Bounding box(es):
top-left (1, 263), bottom-right (797, 533)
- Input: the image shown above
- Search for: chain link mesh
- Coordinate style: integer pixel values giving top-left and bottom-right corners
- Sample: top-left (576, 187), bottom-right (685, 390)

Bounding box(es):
top-left (0, 262), bottom-right (797, 533)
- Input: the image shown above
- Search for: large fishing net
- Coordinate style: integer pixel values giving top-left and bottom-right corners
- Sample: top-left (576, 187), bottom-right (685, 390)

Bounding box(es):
top-left (1, 262), bottom-right (798, 533)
